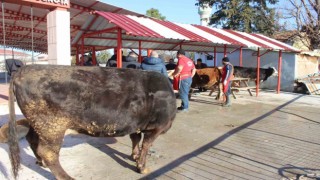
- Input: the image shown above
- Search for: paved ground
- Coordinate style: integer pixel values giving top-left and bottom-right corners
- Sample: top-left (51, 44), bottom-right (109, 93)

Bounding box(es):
top-left (0, 83), bottom-right (320, 180)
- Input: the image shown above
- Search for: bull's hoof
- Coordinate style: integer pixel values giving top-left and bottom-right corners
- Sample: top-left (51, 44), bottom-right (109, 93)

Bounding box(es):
top-left (137, 167), bottom-right (150, 174)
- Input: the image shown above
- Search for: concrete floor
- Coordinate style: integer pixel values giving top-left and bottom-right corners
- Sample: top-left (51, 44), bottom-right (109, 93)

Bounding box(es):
top-left (0, 86), bottom-right (320, 180)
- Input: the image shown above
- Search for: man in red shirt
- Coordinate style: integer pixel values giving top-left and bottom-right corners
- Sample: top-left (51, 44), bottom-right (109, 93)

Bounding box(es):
top-left (172, 49), bottom-right (196, 112)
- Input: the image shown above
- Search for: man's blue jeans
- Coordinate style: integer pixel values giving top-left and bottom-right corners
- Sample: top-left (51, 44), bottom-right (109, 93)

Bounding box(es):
top-left (225, 81), bottom-right (232, 96)
top-left (179, 77), bottom-right (192, 110)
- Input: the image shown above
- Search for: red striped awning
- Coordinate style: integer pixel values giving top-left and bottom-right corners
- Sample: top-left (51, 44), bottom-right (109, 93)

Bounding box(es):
top-left (85, 11), bottom-right (300, 52)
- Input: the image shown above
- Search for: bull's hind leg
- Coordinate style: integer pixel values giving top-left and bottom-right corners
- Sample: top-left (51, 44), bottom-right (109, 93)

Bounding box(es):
top-left (130, 133), bottom-right (142, 160)
top-left (35, 125), bottom-right (74, 180)
top-left (37, 141), bottom-right (74, 180)
top-left (136, 129), bottom-right (162, 174)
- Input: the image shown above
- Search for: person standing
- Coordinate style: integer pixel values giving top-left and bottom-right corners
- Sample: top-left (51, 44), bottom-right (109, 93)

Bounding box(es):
top-left (123, 51), bottom-right (141, 69)
top-left (195, 58), bottom-right (207, 69)
top-left (195, 58), bottom-right (208, 92)
top-left (221, 57), bottom-right (234, 107)
top-left (83, 56), bottom-right (93, 66)
top-left (141, 51), bottom-right (168, 77)
top-left (106, 50), bottom-right (126, 67)
top-left (166, 58), bottom-right (177, 70)
top-left (172, 49), bottom-right (196, 112)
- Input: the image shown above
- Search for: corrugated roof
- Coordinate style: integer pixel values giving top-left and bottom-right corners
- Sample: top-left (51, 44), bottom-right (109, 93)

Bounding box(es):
top-left (1, 1), bottom-right (299, 54)
top-left (192, 25), bottom-right (243, 46)
top-left (74, 11), bottom-right (300, 54)
top-left (0, 0), bottom-right (146, 53)
top-left (96, 12), bottom-right (162, 38)
top-left (153, 20), bottom-right (209, 42)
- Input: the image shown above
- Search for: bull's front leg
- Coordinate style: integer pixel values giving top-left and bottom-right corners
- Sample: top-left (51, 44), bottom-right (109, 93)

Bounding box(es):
top-left (130, 133), bottom-right (142, 160)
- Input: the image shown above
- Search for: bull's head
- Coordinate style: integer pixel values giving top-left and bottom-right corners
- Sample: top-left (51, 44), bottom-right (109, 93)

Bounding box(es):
top-left (269, 67), bottom-right (278, 77)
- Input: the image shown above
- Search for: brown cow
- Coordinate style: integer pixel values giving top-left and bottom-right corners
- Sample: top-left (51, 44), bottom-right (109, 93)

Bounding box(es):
top-left (8, 65), bottom-right (176, 180)
top-left (191, 67), bottom-right (221, 90)
top-left (191, 67), bottom-right (223, 99)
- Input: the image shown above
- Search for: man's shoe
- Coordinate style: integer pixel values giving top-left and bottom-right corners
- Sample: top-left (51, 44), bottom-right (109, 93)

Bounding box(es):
top-left (222, 103), bottom-right (231, 107)
top-left (177, 106), bottom-right (184, 110)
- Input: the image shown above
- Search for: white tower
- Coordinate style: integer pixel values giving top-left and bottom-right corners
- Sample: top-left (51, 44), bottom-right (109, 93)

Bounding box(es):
top-left (198, 3), bottom-right (212, 26)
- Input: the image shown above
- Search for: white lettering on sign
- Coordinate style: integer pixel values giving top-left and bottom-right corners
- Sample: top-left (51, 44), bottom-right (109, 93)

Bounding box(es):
top-left (39, 0), bottom-right (69, 6)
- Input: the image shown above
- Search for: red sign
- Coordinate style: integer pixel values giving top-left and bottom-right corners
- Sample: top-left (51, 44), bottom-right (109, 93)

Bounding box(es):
top-left (5, 0), bottom-right (70, 9)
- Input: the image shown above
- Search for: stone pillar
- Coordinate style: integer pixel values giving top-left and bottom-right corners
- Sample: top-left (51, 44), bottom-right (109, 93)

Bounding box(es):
top-left (47, 9), bottom-right (71, 65)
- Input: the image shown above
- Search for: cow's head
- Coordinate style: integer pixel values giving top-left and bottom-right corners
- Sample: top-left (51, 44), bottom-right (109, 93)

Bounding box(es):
top-left (269, 67), bottom-right (278, 77)
top-left (261, 67), bottom-right (279, 82)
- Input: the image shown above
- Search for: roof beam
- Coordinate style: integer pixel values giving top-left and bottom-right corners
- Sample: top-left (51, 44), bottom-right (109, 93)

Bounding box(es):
top-left (11, 4), bottom-right (23, 35)
top-left (70, 3), bottom-right (94, 13)
top-left (19, 13), bottom-right (47, 42)
top-left (3, 8), bottom-right (81, 29)
top-left (70, 2), bottom-right (98, 20)
top-left (1, 42), bottom-right (46, 47)
top-left (85, 36), bottom-right (232, 49)
top-left (69, 2), bottom-right (99, 44)
top-left (83, 27), bottom-right (117, 38)
top-left (3, 15), bottom-right (31, 21)
top-left (4, 24), bottom-right (46, 35)
top-left (3, 8), bottom-right (46, 22)
top-left (1, 31), bottom-right (46, 42)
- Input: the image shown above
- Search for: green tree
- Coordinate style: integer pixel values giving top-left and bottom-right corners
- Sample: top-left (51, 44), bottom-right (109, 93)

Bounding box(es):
top-left (196, 0), bottom-right (278, 35)
top-left (280, 0), bottom-right (320, 50)
top-left (96, 50), bottom-right (111, 64)
top-left (146, 8), bottom-right (166, 20)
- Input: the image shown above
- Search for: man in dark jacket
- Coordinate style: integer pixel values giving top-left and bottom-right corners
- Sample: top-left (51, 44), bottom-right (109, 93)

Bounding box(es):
top-left (166, 58), bottom-right (177, 70)
top-left (106, 50), bottom-right (126, 67)
top-left (123, 52), bottom-right (141, 69)
top-left (141, 51), bottom-right (168, 77)
top-left (195, 58), bottom-right (207, 69)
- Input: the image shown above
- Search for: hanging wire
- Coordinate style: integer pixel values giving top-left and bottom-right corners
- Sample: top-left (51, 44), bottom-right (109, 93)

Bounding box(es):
top-left (11, 47), bottom-right (14, 59)
top-left (1, 0), bottom-right (7, 83)
top-left (31, 5), bottom-right (34, 64)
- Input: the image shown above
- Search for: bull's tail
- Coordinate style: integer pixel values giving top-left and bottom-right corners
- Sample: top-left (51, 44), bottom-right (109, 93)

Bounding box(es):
top-left (8, 78), bottom-right (21, 178)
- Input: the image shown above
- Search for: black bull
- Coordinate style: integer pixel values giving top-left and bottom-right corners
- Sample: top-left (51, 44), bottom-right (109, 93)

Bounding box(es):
top-left (233, 66), bottom-right (278, 82)
top-left (8, 65), bottom-right (176, 179)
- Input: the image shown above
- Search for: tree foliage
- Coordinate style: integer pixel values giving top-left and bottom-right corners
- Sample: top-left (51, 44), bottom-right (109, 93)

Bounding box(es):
top-left (280, 0), bottom-right (320, 50)
top-left (96, 50), bottom-right (111, 64)
top-left (196, 0), bottom-right (278, 35)
top-left (146, 8), bottom-right (166, 20)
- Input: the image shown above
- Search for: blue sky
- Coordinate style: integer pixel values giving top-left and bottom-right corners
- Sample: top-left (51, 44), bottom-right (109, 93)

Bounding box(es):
top-left (101, 1), bottom-right (292, 28)
top-left (101, 0), bottom-right (202, 24)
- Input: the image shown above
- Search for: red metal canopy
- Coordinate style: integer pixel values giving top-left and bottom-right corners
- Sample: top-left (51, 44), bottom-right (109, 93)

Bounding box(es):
top-left (73, 11), bottom-right (299, 55)
top-left (0, 0), bottom-right (145, 53)
top-left (0, 0), bottom-right (299, 55)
